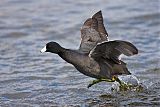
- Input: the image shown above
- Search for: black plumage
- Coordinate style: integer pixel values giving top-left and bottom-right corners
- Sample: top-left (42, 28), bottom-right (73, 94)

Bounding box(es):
top-left (41, 11), bottom-right (138, 87)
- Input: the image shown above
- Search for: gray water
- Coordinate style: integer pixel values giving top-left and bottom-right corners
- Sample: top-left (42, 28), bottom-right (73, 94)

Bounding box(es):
top-left (0, 0), bottom-right (160, 106)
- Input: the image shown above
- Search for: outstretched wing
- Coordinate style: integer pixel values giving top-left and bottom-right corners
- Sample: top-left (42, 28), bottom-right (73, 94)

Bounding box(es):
top-left (92, 10), bottom-right (108, 39)
top-left (89, 40), bottom-right (138, 64)
top-left (79, 11), bottom-right (108, 54)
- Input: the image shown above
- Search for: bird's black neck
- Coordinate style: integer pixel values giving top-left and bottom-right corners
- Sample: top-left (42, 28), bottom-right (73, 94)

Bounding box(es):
top-left (58, 49), bottom-right (83, 66)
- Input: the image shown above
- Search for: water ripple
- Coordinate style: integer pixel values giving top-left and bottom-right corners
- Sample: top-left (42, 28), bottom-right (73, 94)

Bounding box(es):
top-left (0, 0), bottom-right (159, 106)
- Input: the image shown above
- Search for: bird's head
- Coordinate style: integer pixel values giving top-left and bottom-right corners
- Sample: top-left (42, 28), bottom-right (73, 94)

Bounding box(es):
top-left (40, 42), bottom-right (62, 54)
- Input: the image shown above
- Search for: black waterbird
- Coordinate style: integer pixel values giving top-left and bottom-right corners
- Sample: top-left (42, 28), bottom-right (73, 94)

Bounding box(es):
top-left (40, 11), bottom-right (138, 88)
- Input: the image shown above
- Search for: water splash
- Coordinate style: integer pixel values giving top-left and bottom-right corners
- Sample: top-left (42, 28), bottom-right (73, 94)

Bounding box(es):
top-left (111, 75), bottom-right (147, 92)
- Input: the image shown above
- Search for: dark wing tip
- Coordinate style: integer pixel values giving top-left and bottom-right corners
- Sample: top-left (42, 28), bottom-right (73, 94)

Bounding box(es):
top-left (124, 41), bottom-right (138, 55)
top-left (93, 10), bottom-right (102, 16)
top-left (92, 10), bottom-right (108, 36)
top-left (134, 45), bottom-right (138, 54)
top-left (115, 40), bottom-right (138, 56)
top-left (92, 10), bottom-right (102, 18)
top-left (83, 10), bottom-right (102, 27)
top-left (133, 47), bottom-right (138, 54)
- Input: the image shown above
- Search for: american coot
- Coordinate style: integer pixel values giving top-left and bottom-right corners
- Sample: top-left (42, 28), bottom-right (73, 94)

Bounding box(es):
top-left (40, 11), bottom-right (138, 88)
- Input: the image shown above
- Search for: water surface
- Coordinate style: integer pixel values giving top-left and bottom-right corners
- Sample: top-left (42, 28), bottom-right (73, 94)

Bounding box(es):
top-left (0, 0), bottom-right (160, 106)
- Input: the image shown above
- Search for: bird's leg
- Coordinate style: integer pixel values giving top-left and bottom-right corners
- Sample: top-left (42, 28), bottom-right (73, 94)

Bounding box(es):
top-left (101, 78), bottom-right (115, 82)
top-left (112, 75), bottom-right (122, 85)
top-left (112, 76), bottom-right (132, 91)
top-left (87, 78), bottom-right (115, 88)
top-left (87, 79), bottom-right (102, 88)
top-left (87, 76), bottom-right (133, 91)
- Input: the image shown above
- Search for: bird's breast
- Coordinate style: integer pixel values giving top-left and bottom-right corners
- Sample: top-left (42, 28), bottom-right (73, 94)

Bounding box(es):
top-left (74, 57), bottom-right (101, 78)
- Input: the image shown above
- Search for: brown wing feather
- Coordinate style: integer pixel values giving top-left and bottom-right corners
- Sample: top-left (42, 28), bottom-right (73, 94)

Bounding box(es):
top-left (92, 10), bottom-right (108, 39)
top-left (79, 10), bottom-right (108, 54)
top-left (90, 40), bottom-right (138, 64)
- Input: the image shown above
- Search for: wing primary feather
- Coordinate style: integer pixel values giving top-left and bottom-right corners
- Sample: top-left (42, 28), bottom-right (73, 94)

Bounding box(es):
top-left (115, 41), bottom-right (138, 56)
top-left (89, 40), bottom-right (138, 63)
top-left (92, 10), bottom-right (108, 37)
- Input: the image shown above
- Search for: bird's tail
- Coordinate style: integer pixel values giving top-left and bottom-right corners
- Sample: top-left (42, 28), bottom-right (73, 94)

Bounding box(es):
top-left (112, 60), bottom-right (131, 75)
